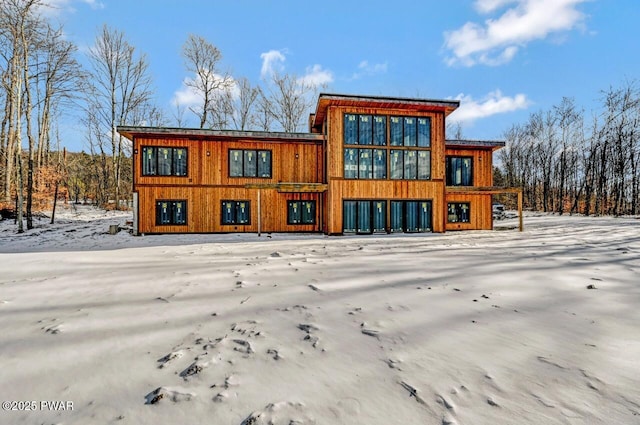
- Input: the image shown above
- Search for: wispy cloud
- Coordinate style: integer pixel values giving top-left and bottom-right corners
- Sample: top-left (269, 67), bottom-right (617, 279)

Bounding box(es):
top-left (39, 0), bottom-right (104, 16)
top-left (449, 90), bottom-right (530, 122)
top-left (298, 64), bottom-right (333, 87)
top-left (350, 60), bottom-right (388, 80)
top-left (444, 0), bottom-right (588, 67)
top-left (260, 50), bottom-right (286, 79)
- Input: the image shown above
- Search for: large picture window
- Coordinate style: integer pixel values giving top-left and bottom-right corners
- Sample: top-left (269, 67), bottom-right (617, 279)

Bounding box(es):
top-left (221, 200), bottom-right (251, 225)
top-left (446, 157), bottom-right (473, 186)
top-left (142, 147), bottom-right (188, 176)
top-left (156, 200), bottom-right (187, 225)
top-left (343, 114), bottom-right (431, 181)
top-left (448, 203), bottom-right (471, 223)
top-left (288, 201), bottom-right (316, 225)
top-left (343, 200), bottom-right (430, 234)
top-left (229, 149), bottom-right (272, 178)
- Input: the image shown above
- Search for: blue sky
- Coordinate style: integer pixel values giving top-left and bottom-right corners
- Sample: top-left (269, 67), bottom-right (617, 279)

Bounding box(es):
top-left (43, 0), bottom-right (640, 151)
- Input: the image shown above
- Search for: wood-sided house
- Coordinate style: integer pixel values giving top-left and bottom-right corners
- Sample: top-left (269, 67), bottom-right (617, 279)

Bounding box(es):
top-left (118, 93), bottom-right (511, 236)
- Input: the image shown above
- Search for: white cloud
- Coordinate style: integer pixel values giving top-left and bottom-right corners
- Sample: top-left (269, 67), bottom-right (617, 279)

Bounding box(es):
top-left (298, 64), bottom-right (334, 87)
top-left (260, 50), bottom-right (286, 79)
top-left (444, 0), bottom-right (588, 66)
top-left (474, 0), bottom-right (519, 13)
top-left (449, 90), bottom-right (530, 122)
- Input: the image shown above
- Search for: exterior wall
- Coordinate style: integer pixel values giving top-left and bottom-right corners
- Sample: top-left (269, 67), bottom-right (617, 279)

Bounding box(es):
top-left (444, 147), bottom-right (494, 187)
top-left (325, 105), bottom-right (447, 234)
top-left (444, 147), bottom-right (495, 230)
top-left (133, 136), bottom-right (324, 234)
top-left (137, 186), bottom-right (321, 234)
top-left (444, 193), bottom-right (492, 231)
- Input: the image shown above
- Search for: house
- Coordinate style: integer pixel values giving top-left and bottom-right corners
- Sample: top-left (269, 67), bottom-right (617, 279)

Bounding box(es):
top-left (118, 93), bottom-right (518, 236)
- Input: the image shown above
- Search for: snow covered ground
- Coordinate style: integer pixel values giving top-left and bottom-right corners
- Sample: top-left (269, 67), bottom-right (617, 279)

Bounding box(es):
top-left (0, 205), bottom-right (639, 424)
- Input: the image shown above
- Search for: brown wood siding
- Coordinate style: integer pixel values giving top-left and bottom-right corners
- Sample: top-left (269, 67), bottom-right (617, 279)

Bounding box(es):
top-left (137, 186), bottom-right (321, 234)
top-left (134, 137), bottom-right (324, 189)
top-left (445, 194), bottom-right (493, 230)
top-left (445, 147), bottom-right (494, 187)
top-left (326, 179), bottom-right (445, 234)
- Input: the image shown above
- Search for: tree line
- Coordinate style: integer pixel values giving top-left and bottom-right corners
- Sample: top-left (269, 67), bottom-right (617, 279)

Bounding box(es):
top-left (496, 80), bottom-right (640, 216)
top-left (1, 0), bottom-right (323, 232)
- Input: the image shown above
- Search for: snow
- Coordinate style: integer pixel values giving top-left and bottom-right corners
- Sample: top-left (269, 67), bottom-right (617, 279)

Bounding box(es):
top-left (0, 205), bottom-right (639, 424)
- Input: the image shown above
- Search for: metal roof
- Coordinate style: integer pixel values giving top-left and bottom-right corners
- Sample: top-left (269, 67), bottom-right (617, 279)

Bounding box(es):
top-left (117, 126), bottom-right (323, 142)
top-left (446, 139), bottom-right (505, 149)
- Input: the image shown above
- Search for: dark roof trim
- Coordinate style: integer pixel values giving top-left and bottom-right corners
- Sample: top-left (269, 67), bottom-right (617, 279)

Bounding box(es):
top-left (317, 93), bottom-right (461, 109)
top-left (117, 126), bottom-right (323, 141)
top-left (446, 139), bottom-right (505, 149)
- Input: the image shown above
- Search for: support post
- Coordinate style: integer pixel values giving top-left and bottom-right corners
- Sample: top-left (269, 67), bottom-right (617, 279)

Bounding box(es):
top-left (518, 190), bottom-right (523, 232)
top-left (257, 189), bottom-right (261, 237)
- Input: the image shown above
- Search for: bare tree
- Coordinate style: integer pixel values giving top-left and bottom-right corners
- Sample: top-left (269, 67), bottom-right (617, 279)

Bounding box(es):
top-left (230, 77), bottom-right (259, 131)
top-left (181, 34), bottom-right (232, 129)
top-left (263, 72), bottom-right (321, 133)
top-left (86, 24), bottom-right (154, 208)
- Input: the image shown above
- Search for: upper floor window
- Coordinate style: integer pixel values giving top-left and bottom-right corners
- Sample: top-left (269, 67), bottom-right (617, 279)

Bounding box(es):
top-left (390, 150), bottom-right (431, 180)
top-left (287, 201), bottom-right (316, 225)
top-left (344, 114), bottom-right (387, 145)
top-left (446, 156), bottom-right (473, 186)
top-left (156, 200), bottom-right (187, 225)
top-left (142, 147), bottom-right (188, 176)
top-left (229, 149), bottom-right (272, 178)
top-left (344, 148), bottom-right (387, 180)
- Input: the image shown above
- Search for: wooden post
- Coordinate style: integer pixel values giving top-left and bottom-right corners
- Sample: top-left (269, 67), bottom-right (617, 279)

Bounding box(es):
top-left (257, 189), bottom-right (261, 236)
top-left (518, 190), bottom-right (523, 232)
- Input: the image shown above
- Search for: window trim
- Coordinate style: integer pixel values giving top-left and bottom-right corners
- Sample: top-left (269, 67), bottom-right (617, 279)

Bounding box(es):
top-left (228, 149), bottom-right (272, 179)
top-left (142, 146), bottom-right (189, 177)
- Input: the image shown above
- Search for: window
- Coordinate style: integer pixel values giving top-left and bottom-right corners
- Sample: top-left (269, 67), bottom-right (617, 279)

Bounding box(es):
top-left (373, 149), bottom-right (387, 179)
top-left (404, 117), bottom-right (417, 147)
top-left (390, 200), bottom-right (432, 233)
top-left (343, 200), bottom-right (386, 234)
top-left (344, 200), bottom-right (430, 234)
top-left (359, 149), bottom-right (373, 179)
top-left (344, 148), bottom-right (386, 180)
top-left (418, 151), bottom-right (431, 180)
top-left (288, 201), bottom-right (316, 225)
top-left (343, 114), bottom-right (430, 181)
top-left (344, 113), bottom-right (386, 145)
top-left (418, 118), bottom-right (431, 147)
top-left (373, 116), bottom-right (386, 146)
top-left (359, 115), bottom-right (372, 145)
top-left (344, 114), bottom-right (358, 144)
top-left (142, 147), bottom-right (188, 176)
top-left (156, 200), bottom-right (187, 225)
top-left (390, 117), bottom-right (403, 146)
top-left (221, 200), bottom-right (251, 225)
top-left (229, 149), bottom-right (272, 178)
top-left (448, 203), bottom-right (470, 223)
top-left (446, 157), bottom-right (473, 186)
